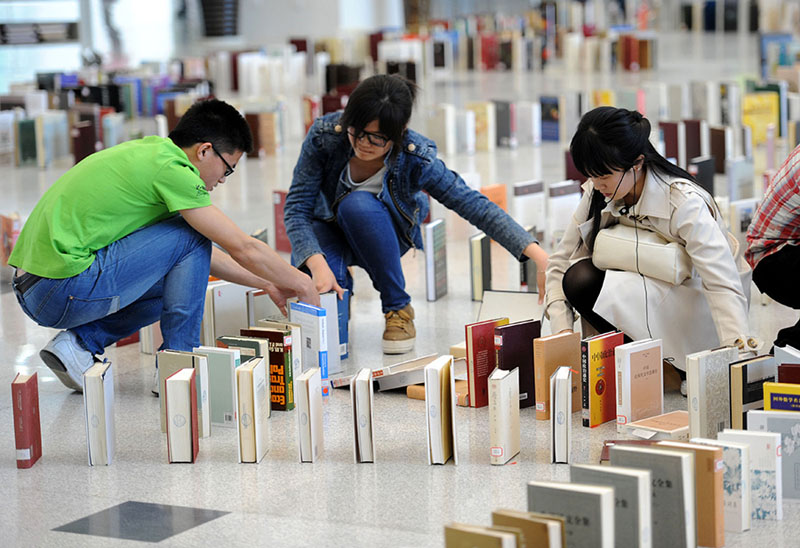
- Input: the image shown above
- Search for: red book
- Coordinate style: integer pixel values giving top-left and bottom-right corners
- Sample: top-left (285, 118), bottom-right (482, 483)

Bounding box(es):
top-left (273, 190), bottom-right (291, 253)
top-left (302, 95), bottom-right (320, 135)
top-left (165, 369), bottom-right (199, 463)
top-left (480, 34), bottom-right (499, 70)
top-left (12, 372), bottom-right (42, 469)
top-left (466, 317), bottom-right (510, 407)
top-left (778, 363), bottom-right (800, 384)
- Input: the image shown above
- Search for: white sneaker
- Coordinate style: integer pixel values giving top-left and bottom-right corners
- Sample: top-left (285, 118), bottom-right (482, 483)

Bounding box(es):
top-left (39, 330), bottom-right (95, 392)
top-left (152, 368), bottom-right (160, 397)
top-left (680, 380), bottom-right (687, 397)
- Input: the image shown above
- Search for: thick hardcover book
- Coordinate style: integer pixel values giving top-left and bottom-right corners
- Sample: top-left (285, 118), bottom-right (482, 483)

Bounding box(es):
top-left (609, 445), bottom-right (696, 548)
top-left (465, 317), bottom-right (509, 408)
top-left (289, 301), bottom-right (328, 396)
top-left (495, 319), bottom-right (540, 409)
top-left (193, 346), bottom-right (240, 427)
top-left (489, 368), bottom-right (520, 465)
top-left (581, 331), bottom-right (624, 428)
top-left (165, 368), bottom-right (199, 464)
top-left (273, 190), bottom-right (291, 253)
top-left (533, 331), bottom-right (581, 420)
top-left (156, 350), bottom-right (210, 437)
top-left (570, 464), bottom-right (652, 548)
top-left (691, 437), bottom-right (751, 533)
top-left (748, 410), bottom-right (800, 500)
top-left (240, 328), bottom-right (294, 411)
top-left (719, 429), bottom-right (783, 520)
top-left (729, 354), bottom-right (776, 429)
top-left (296, 367), bottom-right (323, 463)
top-left (424, 219), bottom-right (447, 302)
top-left (491, 509), bottom-right (564, 548)
top-left (527, 481), bottom-right (614, 548)
top-left (686, 345), bottom-right (739, 439)
top-left (83, 361), bottom-right (115, 466)
top-left (615, 339), bottom-right (663, 432)
top-left (425, 356), bottom-right (458, 465)
top-left (235, 357), bottom-right (270, 464)
top-left (657, 441), bottom-right (725, 547)
top-left (11, 372), bottom-right (42, 469)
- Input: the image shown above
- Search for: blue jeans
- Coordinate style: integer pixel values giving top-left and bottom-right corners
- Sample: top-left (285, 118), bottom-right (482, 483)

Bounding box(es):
top-left (13, 216), bottom-right (211, 355)
top-left (299, 191), bottom-right (411, 313)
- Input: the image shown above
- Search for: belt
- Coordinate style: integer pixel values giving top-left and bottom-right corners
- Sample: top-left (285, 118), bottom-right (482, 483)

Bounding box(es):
top-left (13, 270), bottom-right (42, 295)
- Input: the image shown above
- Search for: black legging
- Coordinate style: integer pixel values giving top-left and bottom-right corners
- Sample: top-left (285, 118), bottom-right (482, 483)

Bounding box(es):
top-left (562, 259), bottom-right (631, 340)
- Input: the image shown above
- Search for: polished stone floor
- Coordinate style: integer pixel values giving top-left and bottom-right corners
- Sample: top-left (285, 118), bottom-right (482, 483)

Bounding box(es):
top-left (1, 32), bottom-right (799, 546)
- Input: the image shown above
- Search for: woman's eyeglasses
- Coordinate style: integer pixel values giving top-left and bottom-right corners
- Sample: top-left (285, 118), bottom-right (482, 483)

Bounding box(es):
top-left (347, 127), bottom-right (389, 148)
top-left (211, 144), bottom-right (235, 177)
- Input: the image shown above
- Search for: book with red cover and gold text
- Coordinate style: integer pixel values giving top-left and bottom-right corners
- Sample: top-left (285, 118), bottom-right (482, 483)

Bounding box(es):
top-left (11, 372), bottom-right (42, 469)
top-left (466, 317), bottom-right (509, 408)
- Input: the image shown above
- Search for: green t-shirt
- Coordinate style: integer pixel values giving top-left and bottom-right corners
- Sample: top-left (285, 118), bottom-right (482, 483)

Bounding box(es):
top-left (9, 136), bottom-right (212, 278)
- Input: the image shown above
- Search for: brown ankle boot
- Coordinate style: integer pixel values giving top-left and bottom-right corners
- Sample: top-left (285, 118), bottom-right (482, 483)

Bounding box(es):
top-left (382, 303), bottom-right (416, 354)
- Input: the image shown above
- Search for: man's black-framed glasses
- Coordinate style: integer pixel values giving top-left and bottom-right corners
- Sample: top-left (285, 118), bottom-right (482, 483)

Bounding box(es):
top-left (347, 127), bottom-right (389, 148)
top-left (211, 144), bottom-right (235, 177)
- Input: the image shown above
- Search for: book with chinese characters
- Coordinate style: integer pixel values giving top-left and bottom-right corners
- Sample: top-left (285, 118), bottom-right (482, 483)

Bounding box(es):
top-left (489, 367), bottom-right (520, 465)
top-left (747, 410), bottom-right (800, 500)
top-left (657, 441), bottom-right (725, 547)
top-left (687, 346), bottom-right (739, 439)
top-left (495, 319), bottom-right (540, 409)
top-left (193, 346), bottom-right (239, 428)
top-left (235, 357), bottom-right (269, 464)
top-left (533, 331), bottom-right (581, 421)
top-left (425, 355), bottom-right (458, 465)
top-left (729, 354), bottom-right (776, 429)
top-left (609, 444), bottom-right (696, 548)
top-left (550, 366), bottom-right (572, 464)
top-left (615, 339), bottom-right (663, 432)
top-left (11, 372), bottom-right (42, 469)
top-left (581, 331), bottom-right (624, 428)
top-left (83, 361), bottom-right (114, 466)
top-left (690, 438), bottom-right (751, 532)
top-left (763, 382), bottom-right (800, 411)
top-left (165, 368), bottom-right (199, 464)
top-left (465, 317), bottom-right (509, 408)
top-left (718, 429), bottom-right (783, 520)
top-left (156, 350), bottom-right (210, 437)
top-left (469, 232), bottom-right (491, 301)
top-left (621, 410), bottom-right (690, 441)
top-left (491, 509), bottom-right (564, 548)
top-left (296, 367), bottom-right (323, 463)
top-left (570, 464), bottom-right (652, 548)
top-left (289, 301), bottom-right (329, 396)
top-left (425, 219), bottom-right (447, 302)
top-left (527, 481), bottom-right (614, 548)
top-left (351, 368), bottom-right (375, 463)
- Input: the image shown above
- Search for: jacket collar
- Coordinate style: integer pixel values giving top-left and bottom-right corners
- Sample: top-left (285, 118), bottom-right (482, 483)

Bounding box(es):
top-left (602, 168), bottom-right (671, 220)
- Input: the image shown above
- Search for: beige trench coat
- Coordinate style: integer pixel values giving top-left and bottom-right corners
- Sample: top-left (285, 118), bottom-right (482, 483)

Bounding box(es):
top-left (544, 170), bottom-right (751, 369)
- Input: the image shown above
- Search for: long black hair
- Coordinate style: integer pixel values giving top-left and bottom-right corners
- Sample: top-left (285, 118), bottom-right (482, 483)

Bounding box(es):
top-left (339, 74), bottom-right (418, 148)
top-left (570, 106), bottom-right (711, 251)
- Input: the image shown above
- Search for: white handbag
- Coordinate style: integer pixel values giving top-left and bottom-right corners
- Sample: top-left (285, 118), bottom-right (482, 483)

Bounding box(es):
top-left (592, 223), bottom-right (693, 286)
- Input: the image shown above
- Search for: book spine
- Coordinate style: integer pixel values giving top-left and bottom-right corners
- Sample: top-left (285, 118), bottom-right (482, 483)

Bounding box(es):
top-left (581, 341), bottom-right (590, 428)
top-left (319, 315), bottom-right (329, 397)
top-left (11, 380), bottom-right (34, 469)
top-left (489, 376), bottom-right (503, 465)
top-left (616, 350), bottom-right (627, 433)
top-left (495, 332), bottom-right (504, 370)
top-left (533, 341), bottom-right (548, 420)
top-left (284, 336), bottom-right (294, 410)
top-left (190, 372), bottom-right (199, 462)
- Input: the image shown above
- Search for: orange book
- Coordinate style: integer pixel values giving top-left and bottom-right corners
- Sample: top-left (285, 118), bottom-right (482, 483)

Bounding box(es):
top-left (480, 184), bottom-right (508, 211)
top-left (533, 331), bottom-right (581, 420)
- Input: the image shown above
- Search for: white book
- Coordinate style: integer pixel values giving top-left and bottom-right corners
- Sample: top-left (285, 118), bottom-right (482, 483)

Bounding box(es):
top-left (686, 345), bottom-right (740, 439)
top-left (193, 346), bottom-right (240, 428)
top-left (719, 429), bottom-right (783, 520)
top-left (156, 350), bottom-right (209, 437)
top-left (690, 437), bottom-right (751, 532)
top-left (234, 357), bottom-right (269, 464)
top-left (747, 410), bottom-right (800, 500)
top-left (427, 103), bottom-right (456, 156)
top-left (728, 198), bottom-right (759, 255)
top-left (511, 180), bottom-right (545, 230)
top-left (550, 366), bottom-right (572, 464)
top-left (570, 464), bottom-right (652, 548)
top-left (319, 292), bottom-right (342, 374)
top-left (546, 180), bottom-right (582, 251)
top-left (615, 339), bottom-right (663, 432)
top-left (677, 120), bottom-right (687, 169)
top-left (643, 81), bottom-right (668, 123)
top-left (246, 288), bottom-right (286, 327)
top-left (351, 368), bottom-right (375, 463)
top-left (139, 321), bottom-right (162, 355)
top-left (296, 367), bottom-right (323, 463)
top-left (690, 81), bottom-right (708, 120)
top-left (527, 481), bottom-right (614, 548)
top-left (83, 361), bottom-right (114, 466)
top-left (165, 368), bottom-right (197, 463)
top-left (609, 445), bottom-right (696, 548)
top-left (726, 156), bottom-right (755, 202)
top-left (774, 344), bottom-right (800, 365)
top-left (424, 219), bottom-right (447, 302)
top-left (455, 109), bottom-right (476, 155)
top-left (289, 301), bottom-right (328, 394)
top-left (489, 367), bottom-right (520, 465)
top-left (425, 355), bottom-right (458, 465)
top-left (515, 100), bottom-right (542, 146)
top-left (706, 81), bottom-right (721, 126)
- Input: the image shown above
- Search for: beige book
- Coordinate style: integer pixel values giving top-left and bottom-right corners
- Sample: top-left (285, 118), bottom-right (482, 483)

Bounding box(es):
top-left (83, 361), bottom-right (114, 466)
top-left (489, 368), bottom-right (520, 465)
top-left (157, 350), bottom-right (209, 436)
top-left (622, 410), bottom-right (690, 441)
top-left (296, 367), bottom-right (323, 463)
top-left (657, 441), bottom-right (725, 548)
top-left (351, 368), bottom-right (375, 463)
top-left (615, 339), bottom-right (663, 432)
top-left (444, 523), bottom-right (517, 548)
top-left (533, 331), bottom-right (581, 420)
top-left (425, 355), bottom-right (458, 465)
top-left (491, 509), bottom-right (565, 548)
top-left (165, 368), bottom-right (196, 463)
top-left (235, 357), bottom-right (269, 464)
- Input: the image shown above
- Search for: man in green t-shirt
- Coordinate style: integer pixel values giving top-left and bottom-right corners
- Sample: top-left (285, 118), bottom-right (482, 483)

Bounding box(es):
top-left (9, 99), bottom-right (318, 392)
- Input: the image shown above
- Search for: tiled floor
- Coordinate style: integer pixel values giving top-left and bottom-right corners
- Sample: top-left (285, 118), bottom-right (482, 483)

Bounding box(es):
top-left (2, 32), bottom-right (799, 546)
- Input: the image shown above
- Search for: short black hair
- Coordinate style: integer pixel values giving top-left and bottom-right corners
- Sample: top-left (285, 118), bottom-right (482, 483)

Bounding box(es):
top-left (339, 74), bottom-right (417, 147)
top-left (169, 99), bottom-right (253, 154)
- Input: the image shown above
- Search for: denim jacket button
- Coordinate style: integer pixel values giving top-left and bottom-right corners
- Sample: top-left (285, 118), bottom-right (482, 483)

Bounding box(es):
top-left (334, 124), bottom-right (342, 133)
top-left (407, 143), bottom-right (416, 152)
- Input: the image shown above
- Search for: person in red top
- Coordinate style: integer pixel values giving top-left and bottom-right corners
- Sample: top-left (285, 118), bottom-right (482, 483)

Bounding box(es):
top-left (746, 143), bottom-right (800, 349)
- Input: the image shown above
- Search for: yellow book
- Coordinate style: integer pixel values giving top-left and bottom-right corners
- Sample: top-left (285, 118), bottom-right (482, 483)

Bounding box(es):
top-left (742, 92), bottom-right (779, 144)
top-left (764, 381), bottom-right (800, 411)
top-left (592, 89), bottom-right (616, 108)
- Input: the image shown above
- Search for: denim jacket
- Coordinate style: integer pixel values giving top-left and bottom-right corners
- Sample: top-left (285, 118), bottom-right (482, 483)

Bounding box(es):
top-left (284, 112), bottom-right (536, 267)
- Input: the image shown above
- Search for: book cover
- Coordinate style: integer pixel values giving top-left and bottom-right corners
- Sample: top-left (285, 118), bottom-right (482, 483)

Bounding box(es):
top-left (533, 331), bottom-right (581, 421)
top-left (11, 372), bottom-right (42, 469)
top-left (659, 121), bottom-right (679, 163)
top-left (296, 367), bottom-right (323, 463)
top-left (747, 410), bottom-right (800, 500)
top-left (235, 357), bottom-right (269, 464)
top-left (351, 368), bottom-right (375, 463)
top-left (688, 155), bottom-right (715, 196)
top-left (691, 437), bottom-right (752, 533)
top-left (609, 445), bottom-right (696, 548)
top-left (480, 183), bottom-right (508, 212)
top-left (581, 331), bottom-right (624, 428)
top-left (686, 345), bottom-right (740, 439)
top-left (763, 382), bottom-right (800, 411)
top-left (466, 101), bottom-right (496, 152)
top-left (615, 339), bottom-right (663, 431)
top-left (246, 288), bottom-right (286, 326)
top-left (193, 346), bottom-right (239, 427)
top-left (728, 198), bottom-right (759, 258)
top-left (466, 317), bottom-right (510, 408)
top-left (424, 219), bottom-right (447, 302)
top-left (778, 363), bottom-right (800, 384)
top-left (511, 180), bottom-right (545, 232)
top-left (729, 354), bottom-right (776, 429)
top-left (742, 91), bottom-right (779, 144)
top-left (491, 509), bottom-right (564, 548)
top-left (165, 368), bottom-right (199, 464)
top-left (256, 319), bottom-right (303, 401)
top-left (427, 103), bottom-right (456, 156)
top-left (425, 355), bottom-right (458, 465)
top-left (550, 366), bottom-right (572, 464)
top-left (156, 350), bottom-right (210, 436)
top-left (444, 524), bottom-right (517, 548)
top-left (570, 464), bottom-right (652, 548)
top-left (527, 481), bottom-right (614, 548)
top-left (240, 328), bottom-right (294, 411)
top-left (546, 180), bottom-right (582, 250)
top-left (83, 361), bottom-right (114, 466)
top-left (540, 95), bottom-right (560, 142)
top-left (289, 301), bottom-right (329, 396)
top-left (319, 291), bottom-right (344, 370)
top-left (273, 189), bottom-right (291, 253)
top-left (469, 232), bottom-right (491, 302)
top-left (495, 319), bottom-right (540, 409)
top-left (622, 410), bottom-right (690, 441)
top-left (489, 368), bottom-right (520, 465)
top-left (719, 429), bottom-right (783, 520)
top-left (493, 100), bottom-right (517, 148)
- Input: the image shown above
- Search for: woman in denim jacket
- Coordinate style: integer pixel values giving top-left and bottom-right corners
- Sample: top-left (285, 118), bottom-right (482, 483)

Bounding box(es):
top-left (284, 74), bottom-right (549, 354)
